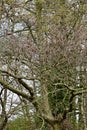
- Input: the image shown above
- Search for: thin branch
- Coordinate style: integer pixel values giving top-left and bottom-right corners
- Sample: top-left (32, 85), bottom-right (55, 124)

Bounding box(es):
top-left (53, 83), bottom-right (76, 92)
top-left (0, 69), bottom-right (36, 80)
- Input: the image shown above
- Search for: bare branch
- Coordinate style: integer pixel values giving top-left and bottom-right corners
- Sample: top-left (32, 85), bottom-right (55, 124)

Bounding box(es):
top-left (0, 78), bottom-right (33, 101)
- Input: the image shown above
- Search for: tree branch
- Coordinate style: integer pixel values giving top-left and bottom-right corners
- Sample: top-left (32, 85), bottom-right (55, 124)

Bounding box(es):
top-left (74, 88), bottom-right (87, 96)
top-left (0, 78), bottom-right (33, 101)
top-left (0, 69), bottom-right (35, 80)
top-left (18, 79), bottom-right (34, 97)
top-left (53, 83), bottom-right (76, 92)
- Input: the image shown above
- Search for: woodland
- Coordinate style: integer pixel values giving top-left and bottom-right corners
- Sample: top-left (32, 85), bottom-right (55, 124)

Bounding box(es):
top-left (0, 0), bottom-right (87, 130)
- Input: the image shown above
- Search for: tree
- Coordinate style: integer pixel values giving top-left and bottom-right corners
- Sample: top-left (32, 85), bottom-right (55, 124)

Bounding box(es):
top-left (0, 86), bottom-right (21, 130)
top-left (0, 0), bottom-right (87, 130)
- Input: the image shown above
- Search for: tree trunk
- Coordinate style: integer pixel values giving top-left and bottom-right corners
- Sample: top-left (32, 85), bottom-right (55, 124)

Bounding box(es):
top-left (40, 82), bottom-right (53, 117)
top-left (0, 117), bottom-right (8, 130)
top-left (53, 124), bottom-right (61, 130)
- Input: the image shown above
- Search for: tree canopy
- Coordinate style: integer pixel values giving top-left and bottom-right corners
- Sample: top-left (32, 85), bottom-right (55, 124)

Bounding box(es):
top-left (0, 0), bottom-right (87, 130)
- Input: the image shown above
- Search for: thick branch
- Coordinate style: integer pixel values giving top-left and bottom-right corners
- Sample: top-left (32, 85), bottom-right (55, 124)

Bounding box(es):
top-left (54, 83), bottom-right (87, 96)
top-left (0, 78), bottom-right (33, 101)
top-left (0, 69), bottom-right (35, 96)
top-left (74, 88), bottom-right (87, 96)
top-left (18, 79), bottom-right (34, 97)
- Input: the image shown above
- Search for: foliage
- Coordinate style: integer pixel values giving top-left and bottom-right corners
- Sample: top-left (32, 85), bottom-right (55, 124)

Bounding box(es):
top-left (8, 117), bottom-right (31, 130)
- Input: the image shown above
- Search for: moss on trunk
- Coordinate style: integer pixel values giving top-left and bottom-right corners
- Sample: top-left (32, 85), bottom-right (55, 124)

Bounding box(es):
top-left (53, 124), bottom-right (61, 130)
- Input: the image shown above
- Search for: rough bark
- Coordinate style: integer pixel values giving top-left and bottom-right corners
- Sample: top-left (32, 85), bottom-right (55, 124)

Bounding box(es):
top-left (0, 116), bottom-right (8, 130)
top-left (53, 124), bottom-right (61, 130)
